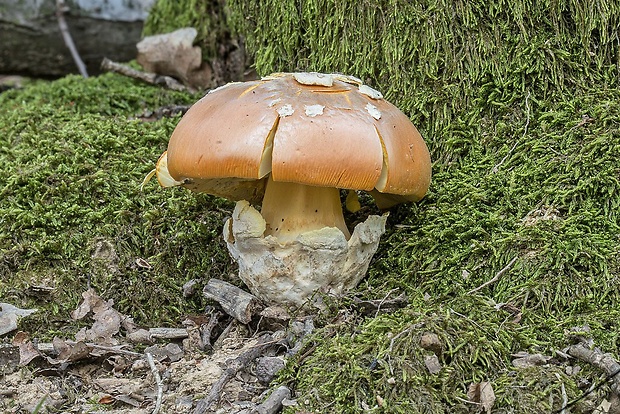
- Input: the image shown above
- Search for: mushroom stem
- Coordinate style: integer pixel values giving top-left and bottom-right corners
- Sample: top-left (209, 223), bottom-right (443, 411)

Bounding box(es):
top-left (260, 175), bottom-right (350, 243)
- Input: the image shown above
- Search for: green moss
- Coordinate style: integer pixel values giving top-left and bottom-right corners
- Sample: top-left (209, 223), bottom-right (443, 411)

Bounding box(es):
top-left (0, 74), bottom-right (235, 337)
top-left (284, 298), bottom-right (602, 413)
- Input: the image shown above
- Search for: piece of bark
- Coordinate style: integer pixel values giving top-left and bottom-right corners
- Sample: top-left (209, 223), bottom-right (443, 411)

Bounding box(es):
top-left (251, 386), bottom-right (292, 414)
top-left (203, 279), bottom-right (262, 324)
top-left (148, 327), bottom-right (189, 340)
top-left (199, 312), bottom-right (221, 351)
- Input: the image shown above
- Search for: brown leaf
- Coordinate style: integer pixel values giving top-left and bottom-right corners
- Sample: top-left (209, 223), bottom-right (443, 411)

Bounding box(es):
top-left (72, 289), bottom-right (123, 343)
top-left (54, 338), bottom-right (92, 362)
top-left (467, 382), bottom-right (496, 414)
top-left (71, 289), bottom-right (111, 320)
top-left (12, 331), bottom-right (40, 366)
top-left (98, 395), bottom-right (115, 404)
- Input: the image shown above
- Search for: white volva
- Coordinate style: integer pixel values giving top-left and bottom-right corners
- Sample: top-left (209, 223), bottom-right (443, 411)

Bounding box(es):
top-left (224, 201), bottom-right (387, 306)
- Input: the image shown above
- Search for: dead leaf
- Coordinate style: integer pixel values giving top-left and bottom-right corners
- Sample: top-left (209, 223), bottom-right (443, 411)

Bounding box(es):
top-left (71, 289), bottom-right (112, 320)
top-left (72, 289), bottom-right (123, 343)
top-left (12, 331), bottom-right (41, 365)
top-left (0, 303), bottom-right (37, 335)
top-left (98, 395), bottom-right (115, 404)
top-left (89, 308), bottom-right (122, 340)
top-left (467, 382), bottom-right (496, 414)
top-left (53, 338), bottom-right (92, 362)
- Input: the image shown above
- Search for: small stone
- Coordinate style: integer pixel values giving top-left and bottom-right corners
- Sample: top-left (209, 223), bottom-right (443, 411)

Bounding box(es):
top-left (419, 332), bottom-right (442, 354)
top-left (424, 354), bottom-right (442, 374)
top-left (144, 343), bottom-right (184, 363)
top-left (126, 328), bottom-right (153, 344)
top-left (182, 279), bottom-right (199, 298)
top-left (255, 356), bottom-right (285, 384)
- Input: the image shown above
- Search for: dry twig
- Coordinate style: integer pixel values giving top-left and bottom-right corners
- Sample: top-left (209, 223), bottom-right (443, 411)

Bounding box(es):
top-left (468, 256), bottom-right (519, 294)
top-left (149, 327), bottom-right (189, 340)
top-left (56, 0), bottom-right (88, 78)
top-left (199, 311), bottom-right (222, 351)
top-left (146, 352), bottom-right (163, 414)
top-left (101, 58), bottom-right (188, 91)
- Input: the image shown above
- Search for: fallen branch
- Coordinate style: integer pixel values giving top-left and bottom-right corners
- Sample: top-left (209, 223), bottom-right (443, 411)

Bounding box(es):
top-left (146, 352), bottom-right (163, 414)
top-left (567, 343), bottom-right (620, 392)
top-left (56, 0), bottom-right (88, 78)
top-left (193, 333), bottom-right (281, 414)
top-left (101, 58), bottom-right (188, 92)
top-left (468, 256), bottom-right (519, 294)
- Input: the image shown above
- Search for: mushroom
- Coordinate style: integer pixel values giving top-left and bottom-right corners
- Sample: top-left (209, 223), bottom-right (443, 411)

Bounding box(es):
top-left (154, 72), bottom-right (431, 307)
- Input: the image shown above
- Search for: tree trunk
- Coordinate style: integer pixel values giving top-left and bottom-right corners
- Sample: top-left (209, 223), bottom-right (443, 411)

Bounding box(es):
top-left (0, 0), bottom-right (154, 77)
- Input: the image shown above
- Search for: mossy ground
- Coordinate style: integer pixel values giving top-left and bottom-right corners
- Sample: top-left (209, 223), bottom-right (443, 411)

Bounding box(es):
top-left (0, 74), bottom-right (236, 337)
top-left (2, 0), bottom-right (620, 411)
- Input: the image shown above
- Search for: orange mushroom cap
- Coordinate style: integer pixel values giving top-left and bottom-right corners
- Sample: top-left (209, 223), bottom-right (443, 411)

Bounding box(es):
top-left (159, 72), bottom-right (431, 208)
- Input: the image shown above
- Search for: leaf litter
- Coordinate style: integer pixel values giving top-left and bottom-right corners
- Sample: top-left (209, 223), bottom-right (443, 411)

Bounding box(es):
top-left (0, 288), bottom-right (302, 413)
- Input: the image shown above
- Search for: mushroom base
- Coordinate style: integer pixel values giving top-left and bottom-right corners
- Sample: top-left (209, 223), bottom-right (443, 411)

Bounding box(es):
top-left (224, 200), bottom-right (387, 307)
